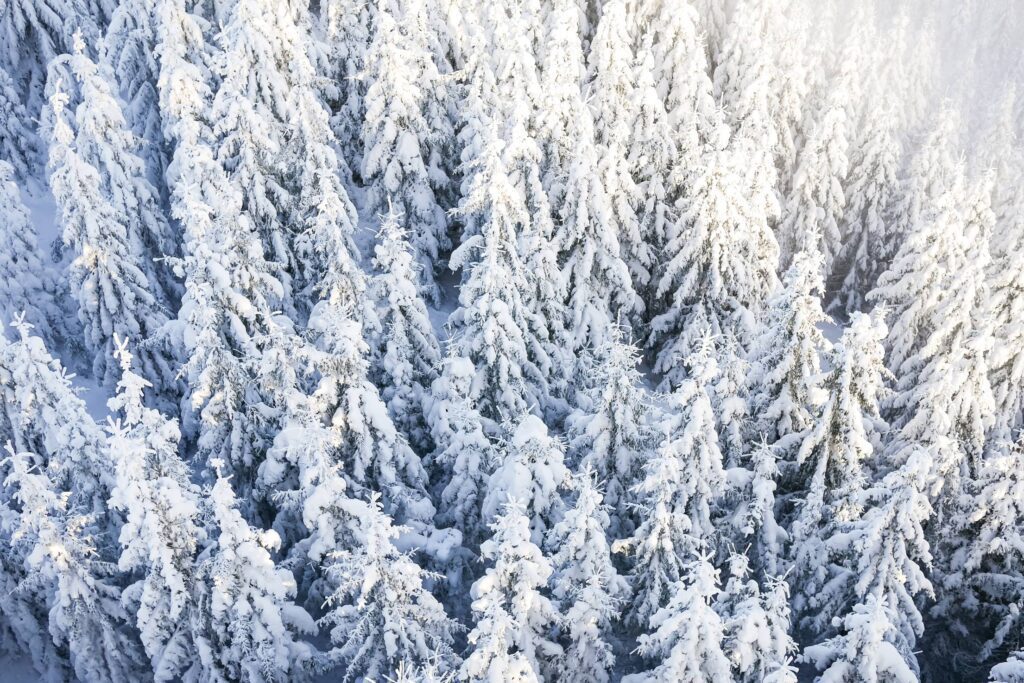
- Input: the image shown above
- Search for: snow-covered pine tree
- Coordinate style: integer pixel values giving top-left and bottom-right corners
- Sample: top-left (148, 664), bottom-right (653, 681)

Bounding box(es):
top-left (320, 0), bottom-right (372, 179)
top-left (483, 414), bottom-right (568, 546)
top-left (460, 498), bottom-right (562, 682)
top-left (649, 143), bottom-right (779, 390)
top-left (3, 444), bottom-right (147, 683)
top-left (586, 0), bottom-right (649, 296)
top-left (426, 354), bottom-right (496, 548)
top-left (804, 450), bottom-right (934, 676)
top-left (63, 33), bottom-right (177, 301)
top-left (196, 462), bottom-right (314, 682)
top-left (617, 340), bottom-right (726, 626)
top-left (277, 0), bottom-right (369, 327)
top-left (535, 0), bottom-right (587, 208)
top-left (448, 125), bottom-right (550, 424)
top-left (713, 0), bottom-right (782, 227)
top-left (45, 64), bottom-right (177, 394)
top-left (156, 0), bottom-right (307, 502)
top-left (298, 302), bottom-right (434, 528)
top-left (361, 0), bottom-right (449, 301)
top-left (369, 205), bottom-right (441, 453)
top-left (728, 438), bottom-right (787, 578)
top-left (207, 0), bottom-right (306, 313)
top-left (105, 337), bottom-right (206, 681)
top-left (627, 35), bottom-right (676, 309)
top-left (565, 332), bottom-right (655, 537)
top-left (645, 0), bottom-right (718, 178)
top-left (0, 160), bottom-right (72, 352)
top-left (745, 242), bottom-right (830, 457)
top-left (959, 436), bottom-right (1024, 668)
top-left (803, 596), bottom-right (921, 683)
top-left (0, 315), bottom-right (115, 531)
top-left (712, 334), bottom-right (750, 469)
top-left (829, 95), bottom-right (901, 318)
top-left (777, 81), bottom-right (849, 274)
top-left (553, 104), bottom-right (637, 360)
top-left (548, 468), bottom-right (629, 683)
top-left (715, 553), bottom-right (797, 682)
top-left (319, 492), bottom-right (459, 681)
top-left (0, 65), bottom-right (39, 177)
top-left (987, 152), bottom-right (1024, 439)
top-left (788, 311), bottom-right (890, 631)
top-left (101, 0), bottom-right (166, 185)
top-left (627, 552), bottom-right (732, 683)
top-left (0, 0), bottom-right (99, 116)
top-left (875, 169), bottom-right (996, 501)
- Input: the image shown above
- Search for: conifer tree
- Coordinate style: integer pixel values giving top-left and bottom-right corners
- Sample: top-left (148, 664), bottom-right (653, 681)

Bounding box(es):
top-left (788, 312), bottom-right (890, 629)
top-left (46, 66), bottom-right (176, 393)
top-left (460, 499), bottom-right (563, 682)
top-left (628, 35), bottom-right (676, 284)
top-left (713, 0), bottom-right (782, 226)
top-left (196, 464), bottom-right (314, 683)
top-left (650, 145), bottom-right (779, 389)
top-left (630, 553), bottom-right (732, 682)
top-left (483, 414), bottom-right (569, 546)
top-left (804, 596), bottom-right (921, 683)
top-left (0, 160), bottom-right (71, 352)
top-left (987, 155), bottom-right (1024, 439)
top-left (535, 0), bottom-right (587, 207)
top-left (0, 0), bottom-right (98, 115)
top-left (548, 469), bottom-right (628, 683)
top-left (106, 338), bottom-right (205, 681)
top-left (426, 355), bottom-right (496, 548)
top-left (804, 451), bottom-right (933, 676)
top-left (319, 493), bottom-right (459, 681)
top-left (716, 553), bottom-right (797, 682)
top-left (369, 206), bottom-right (441, 453)
top-left (554, 106), bottom-right (638, 356)
top-left (830, 95), bottom-right (901, 317)
top-left (745, 243), bottom-right (830, 456)
top-left (729, 438), bottom-right (787, 577)
top-left (101, 0), bottom-right (166, 184)
top-left (618, 342), bottom-right (725, 626)
top-left (448, 127), bottom-right (550, 424)
top-left (156, 0), bottom-right (305, 500)
top-left (565, 333), bottom-right (655, 536)
top-left (0, 65), bottom-right (39, 177)
top-left (361, 0), bottom-right (450, 300)
top-left (777, 85), bottom-right (849, 273)
top-left (959, 436), bottom-right (1024, 666)
top-left (0, 315), bottom-right (115, 529)
top-left (586, 0), bottom-right (649, 293)
top-left (320, 0), bottom-right (372, 177)
top-left (3, 445), bottom-right (147, 683)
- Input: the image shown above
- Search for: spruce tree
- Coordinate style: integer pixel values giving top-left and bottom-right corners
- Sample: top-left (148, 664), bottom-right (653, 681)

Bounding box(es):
top-left (319, 493), bottom-right (459, 681)
top-left (369, 206), bottom-right (441, 453)
top-left (460, 499), bottom-right (563, 682)
top-left (618, 341), bottom-right (725, 626)
top-left (650, 144), bottom-right (779, 389)
top-left (789, 312), bottom-right (890, 631)
top-left (45, 58), bottom-right (177, 393)
top-left (483, 414), bottom-right (569, 546)
top-left (630, 553), bottom-right (732, 682)
top-left (3, 445), bottom-right (147, 682)
top-left (565, 333), bottom-right (655, 537)
top-left (745, 243), bottom-right (830, 457)
top-left (548, 469), bottom-right (628, 683)
top-left (426, 354), bottom-right (496, 548)
top-left (196, 463), bottom-right (314, 682)
top-left (361, 0), bottom-right (450, 300)
top-left (106, 338), bottom-right (205, 681)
